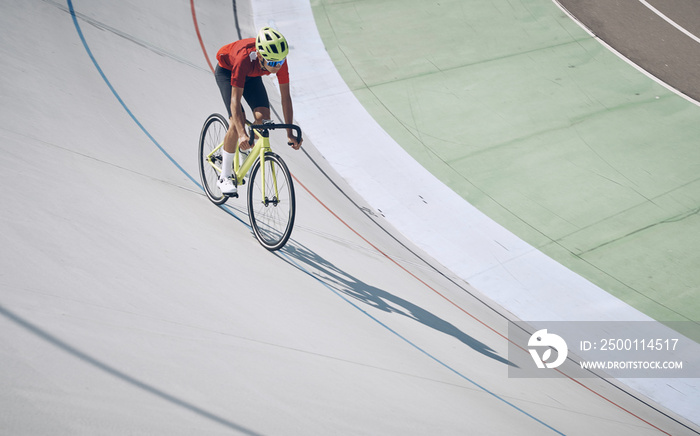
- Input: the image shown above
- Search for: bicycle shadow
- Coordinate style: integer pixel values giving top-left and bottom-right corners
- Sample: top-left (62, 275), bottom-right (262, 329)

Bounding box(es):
top-left (278, 239), bottom-right (516, 367)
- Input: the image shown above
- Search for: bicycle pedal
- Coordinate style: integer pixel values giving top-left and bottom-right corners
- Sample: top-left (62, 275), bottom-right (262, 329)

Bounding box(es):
top-left (225, 192), bottom-right (239, 198)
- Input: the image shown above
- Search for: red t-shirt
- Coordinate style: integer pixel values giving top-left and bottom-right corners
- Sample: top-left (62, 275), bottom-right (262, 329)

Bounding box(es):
top-left (216, 38), bottom-right (289, 88)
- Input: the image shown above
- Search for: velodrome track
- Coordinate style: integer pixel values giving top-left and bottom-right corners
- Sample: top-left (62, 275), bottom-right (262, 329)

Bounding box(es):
top-left (0, 1), bottom-right (697, 435)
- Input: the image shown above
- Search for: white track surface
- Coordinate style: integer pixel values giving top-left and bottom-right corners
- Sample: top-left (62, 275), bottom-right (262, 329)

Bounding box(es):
top-left (0, 0), bottom-right (696, 434)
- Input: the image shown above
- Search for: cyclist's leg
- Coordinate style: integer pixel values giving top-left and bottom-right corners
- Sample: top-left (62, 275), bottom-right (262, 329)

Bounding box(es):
top-left (216, 64), bottom-right (247, 134)
top-left (214, 65), bottom-right (239, 192)
top-left (215, 65), bottom-right (233, 118)
top-left (242, 76), bottom-right (271, 124)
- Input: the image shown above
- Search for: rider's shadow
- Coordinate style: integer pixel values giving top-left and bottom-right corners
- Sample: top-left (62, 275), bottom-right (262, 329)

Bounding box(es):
top-left (279, 240), bottom-right (516, 367)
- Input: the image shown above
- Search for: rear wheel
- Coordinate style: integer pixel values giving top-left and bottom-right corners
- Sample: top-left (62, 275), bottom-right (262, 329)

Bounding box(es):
top-left (198, 113), bottom-right (230, 205)
top-left (247, 152), bottom-right (295, 251)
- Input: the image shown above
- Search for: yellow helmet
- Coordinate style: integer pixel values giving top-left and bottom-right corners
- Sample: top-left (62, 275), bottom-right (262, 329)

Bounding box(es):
top-left (255, 27), bottom-right (288, 62)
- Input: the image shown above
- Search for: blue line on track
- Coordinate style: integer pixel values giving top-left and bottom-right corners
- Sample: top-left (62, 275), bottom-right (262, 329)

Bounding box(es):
top-left (66, 0), bottom-right (199, 189)
top-left (66, 1), bottom-right (564, 433)
top-left (66, 0), bottom-right (249, 226)
top-left (280, 252), bottom-right (566, 435)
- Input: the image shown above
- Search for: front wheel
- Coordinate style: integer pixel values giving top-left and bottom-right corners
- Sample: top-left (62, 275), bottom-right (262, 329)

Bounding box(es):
top-left (247, 152), bottom-right (296, 251)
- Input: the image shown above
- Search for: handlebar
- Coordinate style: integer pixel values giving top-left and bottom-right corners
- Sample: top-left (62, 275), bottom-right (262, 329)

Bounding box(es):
top-left (247, 123), bottom-right (302, 146)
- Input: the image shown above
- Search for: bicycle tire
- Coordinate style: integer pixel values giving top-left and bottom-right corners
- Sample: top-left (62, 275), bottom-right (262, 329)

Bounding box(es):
top-left (198, 113), bottom-right (230, 205)
top-left (247, 152), bottom-right (296, 251)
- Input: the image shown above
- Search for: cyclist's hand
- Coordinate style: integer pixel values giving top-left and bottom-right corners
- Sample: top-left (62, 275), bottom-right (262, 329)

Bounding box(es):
top-left (287, 136), bottom-right (302, 150)
top-left (238, 135), bottom-right (252, 151)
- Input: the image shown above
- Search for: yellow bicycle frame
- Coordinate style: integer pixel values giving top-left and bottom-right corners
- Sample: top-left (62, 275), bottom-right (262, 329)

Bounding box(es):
top-left (205, 127), bottom-right (279, 201)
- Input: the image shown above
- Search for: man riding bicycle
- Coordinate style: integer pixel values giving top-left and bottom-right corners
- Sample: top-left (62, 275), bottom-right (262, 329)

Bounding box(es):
top-left (214, 27), bottom-right (302, 195)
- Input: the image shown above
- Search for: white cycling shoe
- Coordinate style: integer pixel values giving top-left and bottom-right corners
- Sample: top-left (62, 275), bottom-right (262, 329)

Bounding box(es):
top-left (217, 176), bottom-right (237, 196)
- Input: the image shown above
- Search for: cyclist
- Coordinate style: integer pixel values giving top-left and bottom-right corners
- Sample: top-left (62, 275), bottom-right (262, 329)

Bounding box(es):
top-left (214, 27), bottom-right (302, 195)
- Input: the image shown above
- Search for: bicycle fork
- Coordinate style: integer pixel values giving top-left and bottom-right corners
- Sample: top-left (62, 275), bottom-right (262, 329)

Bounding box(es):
top-left (255, 143), bottom-right (280, 207)
top-left (261, 157), bottom-right (280, 206)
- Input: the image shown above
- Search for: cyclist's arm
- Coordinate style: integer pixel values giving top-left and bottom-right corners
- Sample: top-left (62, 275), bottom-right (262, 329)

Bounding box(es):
top-left (279, 82), bottom-right (301, 150)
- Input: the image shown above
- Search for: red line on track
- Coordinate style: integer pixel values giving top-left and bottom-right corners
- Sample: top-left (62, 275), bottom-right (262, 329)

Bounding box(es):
top-left (189, 3), bottom-right (670, 434)
top-left (292, 178), bottom-right (669, 435)
top-left (190, 0), bottom-right (215, 74)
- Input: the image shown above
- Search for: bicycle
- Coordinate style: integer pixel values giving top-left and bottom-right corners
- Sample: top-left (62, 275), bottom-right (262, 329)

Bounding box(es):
top-left (198, 113), bottom-right (301, 251)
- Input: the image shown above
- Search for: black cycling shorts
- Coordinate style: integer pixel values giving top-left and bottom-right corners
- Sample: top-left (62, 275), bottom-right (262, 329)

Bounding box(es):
top-left (215, 64), bottom-right (270, 118)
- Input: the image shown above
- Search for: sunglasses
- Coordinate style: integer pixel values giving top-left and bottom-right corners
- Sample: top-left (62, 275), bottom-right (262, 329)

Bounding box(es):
top-left (265, 58), bottom-right (286, 68)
